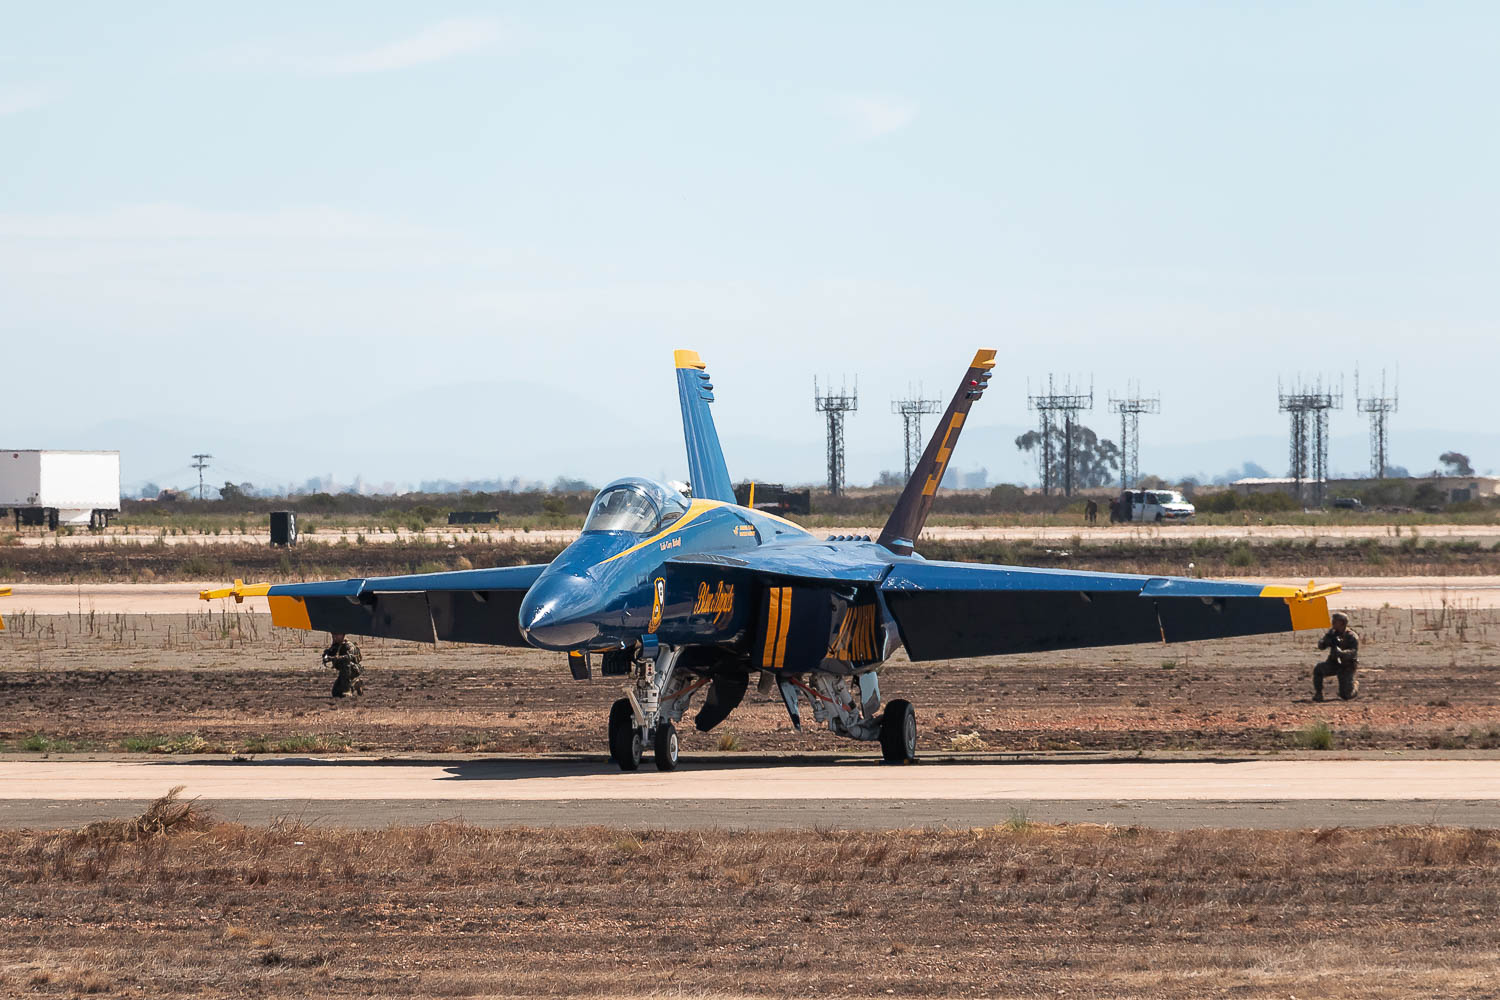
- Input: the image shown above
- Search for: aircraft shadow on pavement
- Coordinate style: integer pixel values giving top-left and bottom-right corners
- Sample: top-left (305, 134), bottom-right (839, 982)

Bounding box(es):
top-left (429, 753), bottom-right (1261, 782)
top-left (132, 753), bottom-right (1255, 780)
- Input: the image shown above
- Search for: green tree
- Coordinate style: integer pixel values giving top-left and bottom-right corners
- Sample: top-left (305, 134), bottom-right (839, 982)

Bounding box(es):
top-left (1014, 424), bottom-right (1120, 490)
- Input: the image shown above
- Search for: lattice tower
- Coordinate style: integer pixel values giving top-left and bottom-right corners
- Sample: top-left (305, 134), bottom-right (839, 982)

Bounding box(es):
top-left (1108, 385), bottom-right (1161, 491)
top-left (1278, 377), bottom-right (1343, 505)
top-left (1028, 375), bottom-right (1094, 496)
top-left (1355, 368), bottom-right (1399, 480)
top-left (814, 377), bottom-right (859, 496)
top-left (891, 388), bottom-right (941, 480)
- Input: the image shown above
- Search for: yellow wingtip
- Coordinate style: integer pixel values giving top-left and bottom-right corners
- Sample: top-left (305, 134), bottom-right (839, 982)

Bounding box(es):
top-left (0, 586), bottom-right (11, 598)
top-left (674, 349), bottom-right (706, 370)
top-left (970, 349), bottom-right (997, 370)
top-left (199, 579), bottom-right (273, 603)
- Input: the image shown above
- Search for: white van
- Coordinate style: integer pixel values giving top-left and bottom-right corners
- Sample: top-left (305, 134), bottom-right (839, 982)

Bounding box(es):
top-left (1111, 489), bottom-right (1196, 523)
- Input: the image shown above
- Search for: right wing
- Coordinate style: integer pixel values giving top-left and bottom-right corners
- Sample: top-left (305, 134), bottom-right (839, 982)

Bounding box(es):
top-left (880, 561), bottom-right (1339, 661)
top-left (201, 565), bottom-right (547, 645)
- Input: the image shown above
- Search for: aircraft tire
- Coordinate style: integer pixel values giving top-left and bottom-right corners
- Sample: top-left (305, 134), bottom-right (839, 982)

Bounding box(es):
top-left (609, 698), bottom-right (642, 771)
top-left (880, 699), bottom-right (917, 763)
top-left (653, 722), bottom-right (679, 771)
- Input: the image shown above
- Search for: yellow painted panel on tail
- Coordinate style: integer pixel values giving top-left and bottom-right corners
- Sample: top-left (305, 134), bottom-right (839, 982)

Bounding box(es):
top-left (970, 349), bottom-right (997, 370)
top-left (674, 349), bottom-right (706, 370)
top-left (268, 595), bottom-right (313, 630)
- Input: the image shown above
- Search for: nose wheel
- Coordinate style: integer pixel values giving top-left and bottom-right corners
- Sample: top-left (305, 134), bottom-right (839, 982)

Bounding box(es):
top-left (653, 722), bottom-right (679, 771)
top-left (609, 698), bottom-right (642, 771)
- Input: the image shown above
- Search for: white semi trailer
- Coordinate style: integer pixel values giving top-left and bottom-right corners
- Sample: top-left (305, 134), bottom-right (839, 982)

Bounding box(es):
top-left (0, 450), bottom-right (121, 530)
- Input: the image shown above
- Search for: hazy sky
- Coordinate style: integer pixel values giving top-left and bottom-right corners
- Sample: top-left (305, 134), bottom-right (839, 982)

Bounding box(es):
top-left (3, 3), bottom-right (1495, 489)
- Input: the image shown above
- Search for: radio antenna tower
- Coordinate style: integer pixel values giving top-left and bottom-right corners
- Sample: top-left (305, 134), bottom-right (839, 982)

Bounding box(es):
top-left (1277, 376), bottom-right (1343, 505)
top-left (1027, 374), bottom-right (1094, 496)
top-left (814, 376), bottom-right (859, 495)
top-left (1355, 367), bottom-right (1399, 480)
top-left (190, 453), bottom-right (213, 501)
top-left (1108, 383), bottom-right (1161, 491)
top-left (891, 387), bottom-right (941, 480)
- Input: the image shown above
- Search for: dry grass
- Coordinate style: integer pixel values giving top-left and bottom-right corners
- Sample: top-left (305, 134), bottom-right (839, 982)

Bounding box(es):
top-left (2, 812), bottom-right (1499, 998)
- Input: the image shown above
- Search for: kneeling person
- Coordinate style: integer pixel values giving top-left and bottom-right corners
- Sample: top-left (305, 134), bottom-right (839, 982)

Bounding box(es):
top-left (1313, 612), bottom-right (1359, 702)
top-left (322, 632), bottom-right (364, 698)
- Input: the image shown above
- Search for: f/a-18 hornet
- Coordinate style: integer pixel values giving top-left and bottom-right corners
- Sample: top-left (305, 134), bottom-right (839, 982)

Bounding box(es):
top-left (205, 350), bottom-right (1339, 770)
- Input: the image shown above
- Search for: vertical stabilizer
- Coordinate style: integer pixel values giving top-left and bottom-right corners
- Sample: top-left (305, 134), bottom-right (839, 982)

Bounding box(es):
top-left (876, 350), bottom-right (996, 556)
top-left (674, 350), bottom-right (737, 503)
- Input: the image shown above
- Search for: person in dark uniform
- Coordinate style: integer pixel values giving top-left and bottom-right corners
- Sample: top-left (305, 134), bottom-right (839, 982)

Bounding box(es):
top-left (1084, 499), bottom-right (1099, 525)
top-left (322, 632), bottom-right (364, 698)
top-left (1312, 612), bottom-right (1359, 702)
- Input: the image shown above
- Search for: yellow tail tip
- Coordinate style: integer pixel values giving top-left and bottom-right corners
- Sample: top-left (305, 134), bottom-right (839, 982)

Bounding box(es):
top-left (970, 349), bottom-right (997, 370)
top-left (674, 349), bottom-right (706, 370)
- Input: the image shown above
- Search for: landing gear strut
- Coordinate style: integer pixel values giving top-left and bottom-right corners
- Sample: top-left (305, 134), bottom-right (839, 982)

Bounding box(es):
top-left (608, 645), bottom-right (696, 771)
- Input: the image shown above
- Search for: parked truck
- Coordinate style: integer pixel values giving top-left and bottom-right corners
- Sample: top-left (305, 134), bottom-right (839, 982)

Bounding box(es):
top-left (1109, 488), bottom-right (1196, 523)
top-left (0, 450), bottom-right (121, 530)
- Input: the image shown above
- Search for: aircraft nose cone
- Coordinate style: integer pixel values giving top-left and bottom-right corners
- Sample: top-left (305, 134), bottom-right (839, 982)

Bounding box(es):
top-left (518, 574), bottom-right (602, 650)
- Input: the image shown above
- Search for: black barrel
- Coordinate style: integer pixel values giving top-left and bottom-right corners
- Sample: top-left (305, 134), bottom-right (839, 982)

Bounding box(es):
top-left (269, 511), bottom-right (297, 546)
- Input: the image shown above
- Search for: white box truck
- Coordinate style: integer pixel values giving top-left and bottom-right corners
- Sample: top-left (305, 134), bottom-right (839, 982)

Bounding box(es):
top-left (0, 450), bottom-right (121, 530)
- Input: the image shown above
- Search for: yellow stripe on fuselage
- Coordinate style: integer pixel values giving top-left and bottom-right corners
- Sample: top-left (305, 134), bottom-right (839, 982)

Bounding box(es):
top-left (763, 587), bottom-right (783, 668)
top-left (774, 586), bottom-right (792, 670)
top-left (598, 499), bottom-right (810, 567)
top-left (599, 499), bottom-right (728, 565)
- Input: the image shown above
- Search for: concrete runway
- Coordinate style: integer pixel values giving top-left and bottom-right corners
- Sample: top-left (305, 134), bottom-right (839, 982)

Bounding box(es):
top-left (7, 576), bottom-right (1499, 615)
top-left (3, 757), bottom-right (1498, 829)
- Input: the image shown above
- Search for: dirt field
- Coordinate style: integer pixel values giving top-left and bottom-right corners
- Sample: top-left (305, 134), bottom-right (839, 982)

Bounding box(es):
top-left (3, 606), bottom-right (1499, 755)
top-left (3, 807), bottom-right (1497, 998)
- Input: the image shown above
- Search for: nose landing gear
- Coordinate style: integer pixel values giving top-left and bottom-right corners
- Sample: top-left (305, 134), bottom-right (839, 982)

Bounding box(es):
top-left (607, 645), bottom-right (696, 771)
top-left (608, 698), bottom-right (643, 770)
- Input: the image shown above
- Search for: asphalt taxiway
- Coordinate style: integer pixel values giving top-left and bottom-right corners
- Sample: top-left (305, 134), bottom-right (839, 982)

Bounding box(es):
top-left (3, 757), bottom-right (1498, 830)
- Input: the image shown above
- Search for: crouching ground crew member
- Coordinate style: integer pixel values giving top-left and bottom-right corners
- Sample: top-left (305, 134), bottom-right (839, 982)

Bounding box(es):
top-left (321, 632), bottom-right (364, 698)
top-left (1313, 612), bottom-right (1359, 702)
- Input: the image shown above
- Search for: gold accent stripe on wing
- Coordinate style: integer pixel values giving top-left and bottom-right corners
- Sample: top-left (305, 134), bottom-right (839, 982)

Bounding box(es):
top-left (773, 586), bottom-right (793, 670)
top-left (268, 595), bottom-right (313, 630)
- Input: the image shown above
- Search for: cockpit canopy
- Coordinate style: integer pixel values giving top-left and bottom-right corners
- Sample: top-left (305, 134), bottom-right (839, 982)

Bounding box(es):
top-left (583, 477), bottom-right (690, 534)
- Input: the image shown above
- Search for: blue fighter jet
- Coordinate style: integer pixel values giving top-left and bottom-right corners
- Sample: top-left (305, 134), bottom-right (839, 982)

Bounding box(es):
top-left (203, 350), bottom-right (1339, 770)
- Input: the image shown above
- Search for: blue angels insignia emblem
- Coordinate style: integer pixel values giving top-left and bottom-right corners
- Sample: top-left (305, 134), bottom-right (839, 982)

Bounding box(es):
top-left (648, 577), bottom-right (666, 633)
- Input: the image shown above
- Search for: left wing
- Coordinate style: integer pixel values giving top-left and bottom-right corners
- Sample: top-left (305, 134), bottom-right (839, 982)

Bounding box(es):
top-left (880, 561), bottom-right (1338, 661)
top-left (201, 565), bottom-right (547, 645)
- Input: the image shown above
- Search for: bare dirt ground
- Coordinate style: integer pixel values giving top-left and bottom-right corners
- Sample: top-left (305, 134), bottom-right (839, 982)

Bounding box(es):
top-left (3, 606), bottom-right (1499, 755)
top-left (2, 807), bottom-right (1498, 998)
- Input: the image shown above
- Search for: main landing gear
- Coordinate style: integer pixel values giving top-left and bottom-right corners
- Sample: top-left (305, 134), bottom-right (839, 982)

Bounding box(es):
top-left (603, 644), bottom-right (918, 770)
top-left (775, 671), bottom-right (917, 764)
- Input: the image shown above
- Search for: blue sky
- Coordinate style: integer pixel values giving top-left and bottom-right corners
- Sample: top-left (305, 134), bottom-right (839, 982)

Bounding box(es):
top-left (3, 3), bottom-right (1496, 490)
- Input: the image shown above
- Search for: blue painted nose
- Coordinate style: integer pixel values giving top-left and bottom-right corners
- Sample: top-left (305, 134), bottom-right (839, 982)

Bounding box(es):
top-left (518, 574), bottom-right (602, 650)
